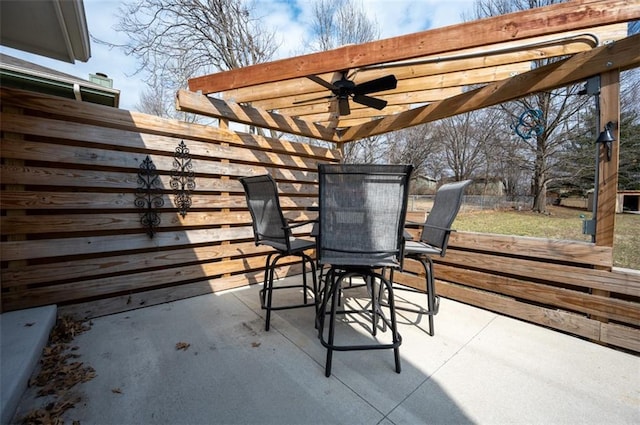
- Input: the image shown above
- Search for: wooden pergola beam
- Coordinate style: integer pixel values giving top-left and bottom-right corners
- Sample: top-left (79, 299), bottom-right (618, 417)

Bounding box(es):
top-left (338, 33), bottom-right (640, 142)
top-left (188, 0), bottom-right (639, 94)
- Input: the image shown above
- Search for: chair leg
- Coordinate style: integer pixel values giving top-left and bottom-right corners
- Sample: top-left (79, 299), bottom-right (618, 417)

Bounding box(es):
top-left (260, 252), bottom-right (276, 309)
top-left (325, 272), bottom-right (340, 377)
top-left (264, 256), bottom-right (277, 332)
top-left (389, 255), bottom-right (439, 336)
top-left (421, 256), bottom-right (437, 337)
top-left (302, 254), bottom-right (320, 328)
top-left (369, 275), bottom-right (378, 337)
top-left (302, 256), bottom-right (309, 305)
top-left (381, 275), bottom-right (402, 373)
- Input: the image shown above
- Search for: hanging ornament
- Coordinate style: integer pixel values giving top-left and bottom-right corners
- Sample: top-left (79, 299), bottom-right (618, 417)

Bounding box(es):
top-left (512, 109), bottom-right (544, 140)
top-left (171, 140), bottom-right (196, 218)
top-left (135, 156), bottom-right (164, 238)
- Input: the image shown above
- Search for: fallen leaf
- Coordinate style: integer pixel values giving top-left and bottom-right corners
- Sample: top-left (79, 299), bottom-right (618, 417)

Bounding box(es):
top-left (175, 342), bottom-right (190, 351)
top-left (111, 388), bottom-right (122, 394)
top-left (251, 342), bottom-right (261, 348)
top-left (22, 316), bottom-right (95, 424)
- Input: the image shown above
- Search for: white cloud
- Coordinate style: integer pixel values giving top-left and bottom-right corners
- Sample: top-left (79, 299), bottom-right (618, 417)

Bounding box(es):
top-left (1, 0), bottom-right (474, 112)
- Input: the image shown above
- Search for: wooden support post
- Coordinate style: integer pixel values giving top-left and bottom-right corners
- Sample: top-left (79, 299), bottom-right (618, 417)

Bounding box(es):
top-left (592, 69), bottom-right (620, 330)
top-left (595, 70), bottom-right (620, 248)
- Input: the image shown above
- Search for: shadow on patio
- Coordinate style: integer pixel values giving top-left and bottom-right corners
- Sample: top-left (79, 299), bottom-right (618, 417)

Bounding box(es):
top-left (11, 275), bottom-right (639, 425)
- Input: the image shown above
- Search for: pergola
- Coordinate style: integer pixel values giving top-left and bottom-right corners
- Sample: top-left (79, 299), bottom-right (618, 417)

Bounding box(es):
top-left (177, 0), bottom-right (638, 143)
top-left (176, 0), bottom-right (640, 247)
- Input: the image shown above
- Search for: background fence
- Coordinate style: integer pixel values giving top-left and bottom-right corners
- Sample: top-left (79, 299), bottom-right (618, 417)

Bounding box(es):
top-left (408, 195), bottom-right (534, 212)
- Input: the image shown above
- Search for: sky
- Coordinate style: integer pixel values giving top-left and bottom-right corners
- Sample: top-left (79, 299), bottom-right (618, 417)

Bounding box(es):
top-left (0, 0), bottom-right (476, 111)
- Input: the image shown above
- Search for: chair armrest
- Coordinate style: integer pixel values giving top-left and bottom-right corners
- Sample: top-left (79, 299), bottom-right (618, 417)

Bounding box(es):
top-left (285, 219), bottom-right (317, 230)
top-left (405, 220), bottom-right (424, 226)
top-left (422, 223), bottom-right (456, 233)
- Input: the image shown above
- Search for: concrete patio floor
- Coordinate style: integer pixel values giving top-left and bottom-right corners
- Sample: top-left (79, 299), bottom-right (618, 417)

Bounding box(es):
top-left (11, 276), bottom-right (640, 425)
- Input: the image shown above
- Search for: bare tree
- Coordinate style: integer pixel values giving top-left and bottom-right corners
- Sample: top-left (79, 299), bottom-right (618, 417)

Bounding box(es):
top-left (306, 0), bottom-right (380, 52)
top-left (386, 125), bottom-right (439, 178)
top-left (342, 135), bottom-right (386, 163)
top-left (434, 111), bottom-right (498, 181)
top-left (301, 0), bottom-right (382, 158)
top-left (469, 0), bottom-right (593, 212)
top-left (96, 0), bottom-right (279, 118)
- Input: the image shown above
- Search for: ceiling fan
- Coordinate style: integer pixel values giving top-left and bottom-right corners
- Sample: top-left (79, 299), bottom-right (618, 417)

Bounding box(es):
top-left (294, 72), bottom-right (397, 116)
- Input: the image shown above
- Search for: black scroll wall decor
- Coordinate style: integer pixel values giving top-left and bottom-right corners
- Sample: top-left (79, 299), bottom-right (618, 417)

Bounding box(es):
top-left (135, 156), bottom-right (164, 238)
top-left (171, 140), bottom-right (196, 217)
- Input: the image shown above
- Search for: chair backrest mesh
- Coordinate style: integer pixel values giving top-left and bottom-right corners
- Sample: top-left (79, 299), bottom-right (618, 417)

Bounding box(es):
top-left (318, 164), bottom-right (413, 267)
top-left (239, 175), bottom-right (289, 248)
top-left (421, 179), bottom-right (472, 250)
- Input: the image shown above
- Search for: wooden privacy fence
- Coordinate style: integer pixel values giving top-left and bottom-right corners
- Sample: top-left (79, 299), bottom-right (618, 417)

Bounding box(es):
top-left (2, 86), bottom-right (639, 354)
top-left (1, 87), bottom-right (339, 317)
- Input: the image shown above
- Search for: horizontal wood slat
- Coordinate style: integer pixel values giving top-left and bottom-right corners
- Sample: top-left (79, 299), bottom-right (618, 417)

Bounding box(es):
top-left (439, 249), bottom-right (636, 296)
top-left (2, 256), bottom-right (309, 311)
top-left (0, 210), bottom-right (316, 236)
top-left (449, 231), bottom-right (613, 268)
top-left (1, 242), bottom-right (265, 287)
top-left (0, 139), bottom-right (320, 182)
top-left (0, 164), bottom-right (320, 195)
top-left (0, 112), bottom-right (326, 171)
top-left (1, 225), bottom-right (314, 262)
top-left (600, 322), bottom-right (640, 353)
top-left (58, 266), bottom-right (304, 320)
top-left (436, 281), bottom-right (602, 341)
top-left (437, 265), bottom-right (640, 324)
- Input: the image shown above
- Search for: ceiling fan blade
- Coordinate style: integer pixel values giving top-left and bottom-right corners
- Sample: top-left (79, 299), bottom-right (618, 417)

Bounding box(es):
top-left (292, 94), bottom-right (334, 105)
top-left (306, 75), bottom-right (337, 90)
top-left (353, 75), bottom-right (397, 95)
top-left (352, 94), bottom-right (387, 110)
top-left (338, 97), bottom-right (351, 115)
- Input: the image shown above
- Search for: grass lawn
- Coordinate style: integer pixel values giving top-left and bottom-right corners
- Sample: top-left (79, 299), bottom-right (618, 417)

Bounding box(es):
top-left (450, 205), bottom-right (639, 270)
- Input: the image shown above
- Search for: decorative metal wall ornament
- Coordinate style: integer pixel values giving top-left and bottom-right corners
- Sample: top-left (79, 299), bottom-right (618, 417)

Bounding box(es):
top-left (512, 109), bottom-right (545, 140)
top-left (171, 140), bottom-right (196, 217)
top-left (135, 156), bottom-right (164, 238)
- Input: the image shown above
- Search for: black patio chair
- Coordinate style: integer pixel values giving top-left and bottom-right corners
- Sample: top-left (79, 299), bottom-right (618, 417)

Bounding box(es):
top-left (239, 174), bottom-right (318, 332)
top-left (396, 179), bottom-right (472, 336)
top-left (316, 164), bottom-right (413, 377)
